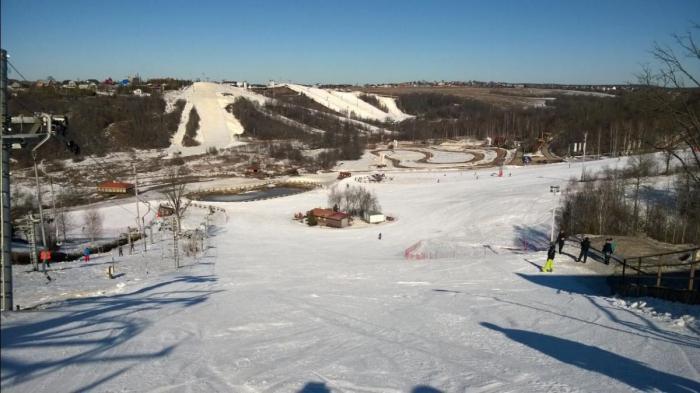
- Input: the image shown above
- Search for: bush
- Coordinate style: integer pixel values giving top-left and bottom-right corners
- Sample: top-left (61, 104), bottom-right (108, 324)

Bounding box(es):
top-left (307, 213), bottom-right (318, 226)
top-left (182, 106), bottom-right (201, 146)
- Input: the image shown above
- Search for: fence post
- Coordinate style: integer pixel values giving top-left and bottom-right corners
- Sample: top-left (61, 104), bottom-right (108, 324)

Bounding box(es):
top-left (621, 258), bottom-right (626, 284)
top-left (690, 262), bottom-right (696, 291)
top-left (656, 264), bottom-right (662, 288)
top-left (637, 257), bottom-right (642, 287)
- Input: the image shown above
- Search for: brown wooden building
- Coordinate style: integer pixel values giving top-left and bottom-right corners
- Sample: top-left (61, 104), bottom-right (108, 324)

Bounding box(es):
top-left (309, 208), bottom-right (350, 228)
top-left (97, 181), bottom-right (134, 194)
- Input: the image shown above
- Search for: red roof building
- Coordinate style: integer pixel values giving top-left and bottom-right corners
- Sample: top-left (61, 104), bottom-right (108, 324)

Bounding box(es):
top-left (97, 181), bottom-right (134, 194)
top-left (309, 208), bottom-right (350, 228)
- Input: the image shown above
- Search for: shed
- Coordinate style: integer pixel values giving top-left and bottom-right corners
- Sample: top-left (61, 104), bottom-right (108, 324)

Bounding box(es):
top-left (363, 211), bottom-right (386, 224)
top-left (97, 181), bottom-right (134, 194)
top-left (309, 208), bottom-right (349, 228)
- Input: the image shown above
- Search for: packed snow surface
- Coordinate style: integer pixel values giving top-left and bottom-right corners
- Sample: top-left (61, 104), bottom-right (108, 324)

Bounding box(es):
top-left (286, 84), bottom-right (413, 122)
top-left (167, 82), bottom-right (268, 156)
top-left (2, 157), bottom-right (700, 393)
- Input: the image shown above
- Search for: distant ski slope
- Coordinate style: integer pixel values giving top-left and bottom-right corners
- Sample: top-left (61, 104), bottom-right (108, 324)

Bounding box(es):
top-left (166, 82), bottom-right (268, 156)
top-left (287, 83), bottom-right (413, 122)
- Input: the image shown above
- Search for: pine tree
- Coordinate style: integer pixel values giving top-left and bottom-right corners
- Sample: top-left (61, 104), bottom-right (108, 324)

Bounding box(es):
top-left (307, 213), bottom-right (318, 226)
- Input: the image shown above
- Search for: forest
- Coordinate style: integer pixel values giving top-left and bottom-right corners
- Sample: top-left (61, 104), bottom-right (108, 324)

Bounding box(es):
top-left (8, 87), bottom-right (186, 164)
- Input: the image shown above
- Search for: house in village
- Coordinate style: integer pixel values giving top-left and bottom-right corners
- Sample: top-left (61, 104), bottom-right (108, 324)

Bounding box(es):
top-left (96, 181), bottom-right (134, 194)
top-left (308, 208), bottom-right (350, 228)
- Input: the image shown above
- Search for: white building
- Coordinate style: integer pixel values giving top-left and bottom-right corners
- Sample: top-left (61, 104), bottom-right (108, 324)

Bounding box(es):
top-left (363, 211), bottom-right (386, 224)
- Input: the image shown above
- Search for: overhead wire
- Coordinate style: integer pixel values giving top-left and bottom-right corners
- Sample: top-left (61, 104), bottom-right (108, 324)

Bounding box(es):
top-left (8, 58), bottom-right (152, 225)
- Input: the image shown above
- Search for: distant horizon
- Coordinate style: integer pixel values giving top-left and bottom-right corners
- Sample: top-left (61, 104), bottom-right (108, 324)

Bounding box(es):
top-left (2, 0), bottom-right (699, 84)
top-left (8, 76), bottom-right (641, 87)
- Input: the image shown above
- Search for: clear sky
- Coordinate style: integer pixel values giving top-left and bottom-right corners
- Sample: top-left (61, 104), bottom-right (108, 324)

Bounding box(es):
top-left (1, 0), bottom-right (699, 84)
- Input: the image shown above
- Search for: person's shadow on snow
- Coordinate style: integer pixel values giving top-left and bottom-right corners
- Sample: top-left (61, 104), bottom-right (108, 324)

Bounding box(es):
top-left (298, 382), bottom-right (330, 393)
top-left (412, 386), bottom-right (443, 393)
top-left (480, 322), bottom-right (700, 393)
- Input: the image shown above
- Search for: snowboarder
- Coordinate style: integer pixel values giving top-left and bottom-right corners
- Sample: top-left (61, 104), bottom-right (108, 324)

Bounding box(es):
top-left (557, 230), bottom-right (566, 254)
top-left (542, 243), bottom-right (556, 272)
top-left (118, 245), bottom-right (123, 256)
top-left (378, 233), bottom-right (382, 240)
top-left (577, 237), bottom-right (591, 263)
top-left (602, 238), bottom-right (614, 265)
top-left (83, 247), bottom-right (91, 263)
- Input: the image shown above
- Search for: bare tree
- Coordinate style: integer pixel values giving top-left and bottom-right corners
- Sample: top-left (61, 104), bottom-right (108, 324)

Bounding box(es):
top-left (55, 206), bottom-right (73, 242)
top-left (84, 207), bottom-right (103, 243)
top-left (327, 185), bottom-right (380, 217)
top-left (638, 23), bottom-right (700, 186)
top-left (625, 154), bottom-right (657, 233)
top-left (163, 169), bottom-right (191, 232)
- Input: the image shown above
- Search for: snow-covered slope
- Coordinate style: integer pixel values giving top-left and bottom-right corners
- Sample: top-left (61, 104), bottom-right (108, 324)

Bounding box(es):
top-left (2, 157), bottom-right (699, 392)
top-left (287, 84), bottom-right (413, 122)
top-left (167, 82), bottom-right (268, 156)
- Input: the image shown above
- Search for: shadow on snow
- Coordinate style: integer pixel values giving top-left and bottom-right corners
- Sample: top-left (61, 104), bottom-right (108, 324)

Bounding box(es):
top-left (481, 322), bottom-right (700, 392)
top-left (297, 382), bottom-right (444, 393)
top-left (1, 274), bottom-right (220, 391)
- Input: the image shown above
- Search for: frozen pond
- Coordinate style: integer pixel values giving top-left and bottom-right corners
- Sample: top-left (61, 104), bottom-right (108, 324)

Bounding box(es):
top-left (428, 150), bottom-right (475, 163)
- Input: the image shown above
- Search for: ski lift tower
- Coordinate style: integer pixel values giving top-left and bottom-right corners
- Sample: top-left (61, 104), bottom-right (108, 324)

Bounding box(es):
top-left (1, 50), bottom-right (79, 311)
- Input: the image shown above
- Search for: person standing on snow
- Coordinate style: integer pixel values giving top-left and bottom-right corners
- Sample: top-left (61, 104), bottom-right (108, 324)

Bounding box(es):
top-left (83, 247), bottom-right (91, 263)
top-left (557, 230), bottom-right (567, 254)
top-left (577, 237), bottom-right (591, 263)
top-left (542, 243), bottom-right (556, 272)
top-left (602, 238), bottom-right (614, 265)
top-left (378, 233), bottom-right (382, 240)
top-left (40, 248), bottom-right (52, 269)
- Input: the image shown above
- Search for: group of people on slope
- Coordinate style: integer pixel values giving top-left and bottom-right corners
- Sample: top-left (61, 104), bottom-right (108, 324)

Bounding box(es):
top-left (542, 231), bottom-right (616, 273)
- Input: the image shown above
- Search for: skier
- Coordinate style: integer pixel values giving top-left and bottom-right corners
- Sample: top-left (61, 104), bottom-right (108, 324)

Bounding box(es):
top-left (39, 249), bottom-right (52, 269)
top-left (557, 230), bottom-right (567, 254)
top-left (577, 237), bottom-right (591, 263)
top-left (602, 238), bottom-right (614, 265)
top-left (118, 245), bottom-right (123, 257)
top-left (378, 233), bottom-right (382, 240)
top-left (83, 247), bottom-right (91, 263)
top-left (542, 243), bottom-right (556, 272)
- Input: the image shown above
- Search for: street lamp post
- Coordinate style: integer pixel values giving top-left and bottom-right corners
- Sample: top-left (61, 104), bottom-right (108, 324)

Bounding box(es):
top-left (550, 185), bottom-right (561, 243)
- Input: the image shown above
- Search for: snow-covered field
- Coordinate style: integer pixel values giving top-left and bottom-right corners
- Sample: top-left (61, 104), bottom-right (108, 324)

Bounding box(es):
top-left (2, 157), bottom-right (699, 393)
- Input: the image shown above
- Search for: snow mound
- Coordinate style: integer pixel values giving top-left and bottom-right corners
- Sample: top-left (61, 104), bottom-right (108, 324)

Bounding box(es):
top-left (610, 298), bottom-right (700, 329)
top-left (404, 238), bottom-right (508, 260)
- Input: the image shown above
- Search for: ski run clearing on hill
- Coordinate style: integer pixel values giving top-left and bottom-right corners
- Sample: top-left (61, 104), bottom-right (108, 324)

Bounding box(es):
top-left (166, 82), bottom-right (268, 156)
top-left (2, 156), bottom-right (699, 393)
top-left (287, 83), bottom-right (413, 122)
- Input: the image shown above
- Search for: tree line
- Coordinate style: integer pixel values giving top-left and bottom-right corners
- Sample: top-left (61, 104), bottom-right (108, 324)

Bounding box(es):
top-left (8, 88), bottom-right (186, 165)
top-left (228, 98), bottom-right (365, 169)
top-left (558, 157), bottom-right (700, 245)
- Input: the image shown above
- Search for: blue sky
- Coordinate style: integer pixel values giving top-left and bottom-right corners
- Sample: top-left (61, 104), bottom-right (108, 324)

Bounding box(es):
top-left (2, 0), bottom-right (699, 84)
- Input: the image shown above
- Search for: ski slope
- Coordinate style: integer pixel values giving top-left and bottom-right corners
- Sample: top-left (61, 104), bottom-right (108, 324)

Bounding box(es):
top-left (167, 82), bottom-right (268, 156)
top-left (287, 84), bottom-right (413, 122)
top-left (2, 157), bottom-right (700, 393)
